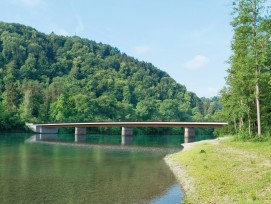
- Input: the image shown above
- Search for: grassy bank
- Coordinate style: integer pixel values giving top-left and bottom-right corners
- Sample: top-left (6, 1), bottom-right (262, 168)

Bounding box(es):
top-left (165, 137), bottom-right (271, 204)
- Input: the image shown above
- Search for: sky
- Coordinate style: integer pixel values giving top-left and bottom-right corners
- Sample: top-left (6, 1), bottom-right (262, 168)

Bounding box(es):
top-left (0, 0), bottom-right (235, 98)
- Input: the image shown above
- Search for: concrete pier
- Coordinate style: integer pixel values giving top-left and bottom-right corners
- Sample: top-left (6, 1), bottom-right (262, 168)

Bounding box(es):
top-left (75, 127), bottom-right (87, 135)
top-left (184, 127), bottom-right (195, 143)
top-left (121, 127), bottom-right (133, 145)
top-left (122, 127), bottom-right (133, 137)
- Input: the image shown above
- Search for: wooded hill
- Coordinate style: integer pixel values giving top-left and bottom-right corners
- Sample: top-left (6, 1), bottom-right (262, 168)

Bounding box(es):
top-left (0, 22), bottom-right (219, 131)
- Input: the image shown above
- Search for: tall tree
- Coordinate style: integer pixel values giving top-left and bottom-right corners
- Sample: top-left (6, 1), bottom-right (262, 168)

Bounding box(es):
top-left (221, 0), bottom-right (271, 137)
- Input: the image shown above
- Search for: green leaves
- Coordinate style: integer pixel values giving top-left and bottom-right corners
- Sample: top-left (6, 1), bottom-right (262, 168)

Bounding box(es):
top-left (0, 22), bottom-right (213, 132)
top-left (220, 0), bottom-right (271, 137)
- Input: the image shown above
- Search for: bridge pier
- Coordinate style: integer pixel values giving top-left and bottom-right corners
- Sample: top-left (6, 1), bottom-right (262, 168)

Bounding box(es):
top-left (121, 127), bottom-right (133, 145)
top-left (75, 127), bottom-right (87, 135)
top-left (122, 127), bottom-right (133, 137)
top-left (184, 127), bottom-right (195, 143)
top-left (74, 127), bottom-right (87, 143)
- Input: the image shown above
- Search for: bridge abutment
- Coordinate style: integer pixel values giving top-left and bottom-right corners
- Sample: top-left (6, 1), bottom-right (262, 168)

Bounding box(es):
top-left (184, 127), bottom-right (195, 143)
top-left (36, 126), bottom-right (59, 134)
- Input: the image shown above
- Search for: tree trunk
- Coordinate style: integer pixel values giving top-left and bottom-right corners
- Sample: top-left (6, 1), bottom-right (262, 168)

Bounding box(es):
top-left (256, 82), bottom-right (261, 135)
top-left (247, 107), bottom-right (252, 136)
top-left (252, 0), bottom-right (261, 136)
top-left (234, 117), bottom-right (237, 134)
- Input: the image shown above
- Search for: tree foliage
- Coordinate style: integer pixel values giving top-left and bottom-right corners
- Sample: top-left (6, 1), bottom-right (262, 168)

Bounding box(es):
top-left (0, 22), bottom-right (219, 132)
top-left (218, 0), bottom-right (271, 138)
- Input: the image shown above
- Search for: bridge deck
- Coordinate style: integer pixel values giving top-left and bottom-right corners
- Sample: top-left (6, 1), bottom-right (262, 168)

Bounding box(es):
top-left (31, 122), bottom-right (227, 128)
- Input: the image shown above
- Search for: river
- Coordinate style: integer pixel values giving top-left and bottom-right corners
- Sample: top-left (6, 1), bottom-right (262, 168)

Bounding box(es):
top-left (0, 133), bottom-right (186, 204)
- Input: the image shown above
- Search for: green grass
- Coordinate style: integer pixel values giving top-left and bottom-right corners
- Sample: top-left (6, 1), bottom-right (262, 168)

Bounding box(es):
top-left (166, 138), bottom-right (271, 204)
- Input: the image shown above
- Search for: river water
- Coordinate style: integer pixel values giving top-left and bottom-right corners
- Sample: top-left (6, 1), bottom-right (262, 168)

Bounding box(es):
top-left (0, 133), bottom-right (186, 204)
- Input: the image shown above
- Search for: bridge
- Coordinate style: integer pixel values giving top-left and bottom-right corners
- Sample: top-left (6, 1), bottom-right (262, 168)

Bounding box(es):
top-left (26, 122), bottom-right (227, 143)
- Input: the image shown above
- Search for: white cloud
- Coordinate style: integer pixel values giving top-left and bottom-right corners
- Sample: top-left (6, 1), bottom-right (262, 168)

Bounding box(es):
top-left (17, 0), bottom-right (46, 8)
top-left (134, 45), bottom-right (152, 55)
top-left (184, 55), bottom-right (210, 70)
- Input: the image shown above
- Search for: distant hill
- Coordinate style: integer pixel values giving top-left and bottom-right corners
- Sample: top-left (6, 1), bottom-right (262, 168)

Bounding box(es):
top-left (0, 22), bottom-right (218, 131)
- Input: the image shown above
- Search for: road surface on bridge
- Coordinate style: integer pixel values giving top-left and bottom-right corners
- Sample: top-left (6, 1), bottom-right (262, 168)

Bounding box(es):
top-left (27, 122), bottom-right (227, 129)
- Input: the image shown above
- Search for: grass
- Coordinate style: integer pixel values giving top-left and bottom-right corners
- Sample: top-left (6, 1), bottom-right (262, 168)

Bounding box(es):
top-left (165, 137), bottom-right (271, 204)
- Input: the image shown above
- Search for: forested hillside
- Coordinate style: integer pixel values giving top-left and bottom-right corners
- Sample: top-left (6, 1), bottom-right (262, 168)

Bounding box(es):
top-left (0, 22), bottom-right (218, 131)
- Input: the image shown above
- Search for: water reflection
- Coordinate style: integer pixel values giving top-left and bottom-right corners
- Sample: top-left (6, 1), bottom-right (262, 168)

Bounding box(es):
top-left (0, 134), bottom-right (184, 204)
top-left (33, 133), bottom-right (185, 147)
top-left (31, 134), bottom-right (184, 154)
top-left (74, 134), bottom-right (86, 143)
top-left (184, 136), bottom-right (195, 143)
top-left (35, 133), bottom-right (58, 141)
top-left (121, 135), bottom-right (133, 145)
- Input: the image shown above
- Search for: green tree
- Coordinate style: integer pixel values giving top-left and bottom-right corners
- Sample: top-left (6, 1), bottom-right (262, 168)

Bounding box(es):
top-left (19, 54), bottom-right (37, 79)
top-left (19, 80), bottom-right (43, 122)
top-left (50, 94), bottom-right (74, 122)
top-left (220, 0), bottom-right (271, 137)
top-left (136, 99), bottom-right (160, 121)
top-left (159, 99), bottom-right (180, 121)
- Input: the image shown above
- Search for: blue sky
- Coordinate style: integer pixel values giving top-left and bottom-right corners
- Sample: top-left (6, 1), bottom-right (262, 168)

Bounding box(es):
top-left (1, 0), bottom-right (235, 97)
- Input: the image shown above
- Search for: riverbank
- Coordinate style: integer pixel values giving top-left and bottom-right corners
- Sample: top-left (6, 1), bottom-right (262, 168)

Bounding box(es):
top-left (164, 137), bottom-right (271, 203)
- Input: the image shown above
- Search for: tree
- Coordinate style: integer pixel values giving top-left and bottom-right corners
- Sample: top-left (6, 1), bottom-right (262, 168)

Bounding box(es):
top-left (19, 80), bottom-right (43, 122)
top-left (19, 54), bottom-right (37, 79)
top-left (49, 94), bottom-right (74, 122)
top-left (221, 0), bottom-right (271, 137)
top-left (136, 99), bottom-right (160, 121)
top-left (158, 99), bottom-right (180, 121)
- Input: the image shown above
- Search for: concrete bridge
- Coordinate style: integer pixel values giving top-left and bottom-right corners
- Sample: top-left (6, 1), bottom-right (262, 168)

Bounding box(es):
top-left (26, 122), bottom-right (227, 143)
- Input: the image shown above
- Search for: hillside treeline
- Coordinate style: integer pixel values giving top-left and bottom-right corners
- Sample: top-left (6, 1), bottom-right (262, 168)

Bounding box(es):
top-left (0, 22), bottom-right (219, 132)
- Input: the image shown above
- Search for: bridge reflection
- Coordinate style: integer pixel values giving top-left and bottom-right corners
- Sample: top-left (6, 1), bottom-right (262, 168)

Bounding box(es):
top-left (34, 134), bottom-right (134, 145)
top-left (28, 134), bottom-right (186, 153)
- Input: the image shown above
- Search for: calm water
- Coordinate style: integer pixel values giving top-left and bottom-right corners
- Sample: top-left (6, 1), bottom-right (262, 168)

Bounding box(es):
top-left (0, 133), bottom-right (189, 204)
